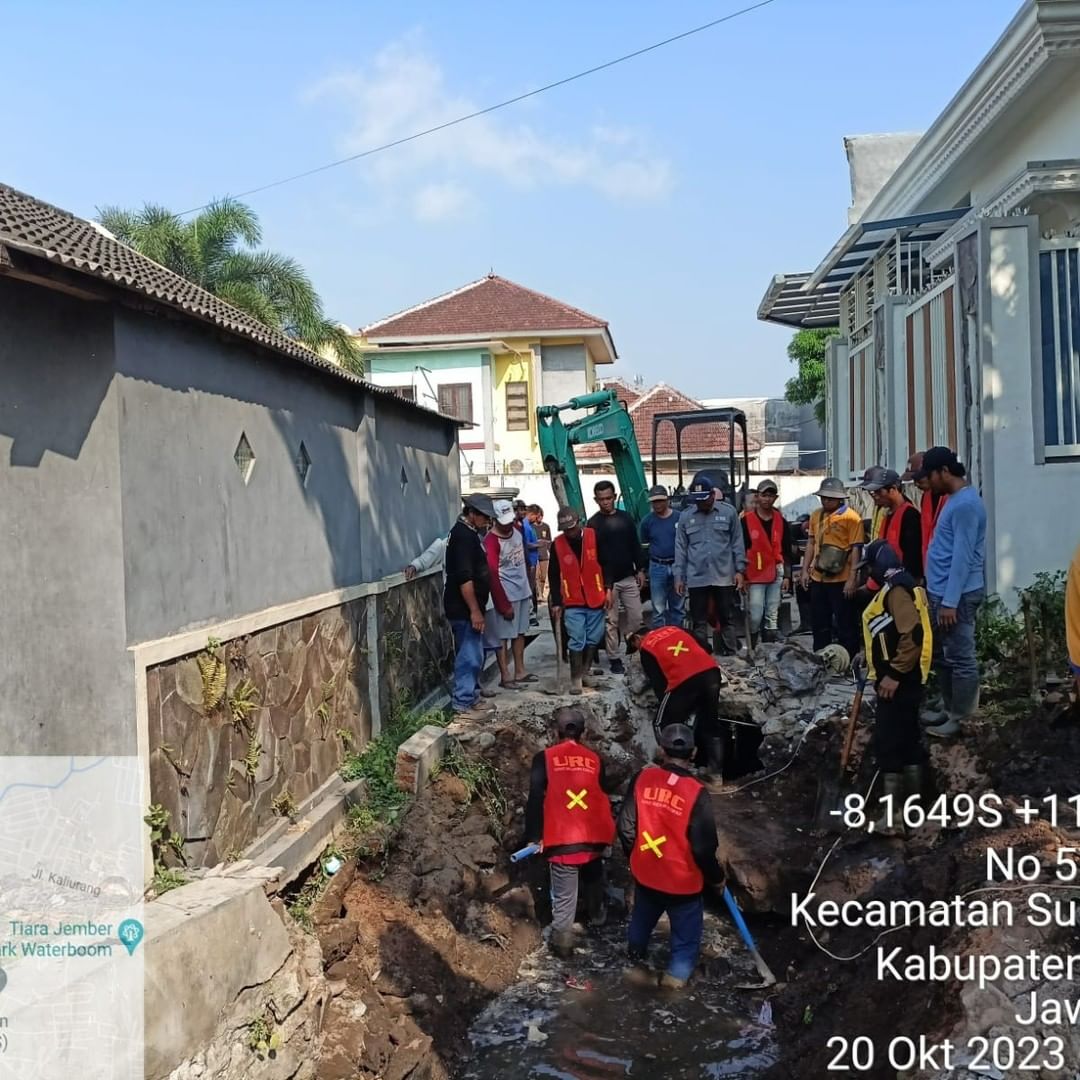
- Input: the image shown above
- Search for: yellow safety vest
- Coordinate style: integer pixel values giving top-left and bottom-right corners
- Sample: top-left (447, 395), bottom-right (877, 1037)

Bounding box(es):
top-left (862, 581), bottom-right (933, 683)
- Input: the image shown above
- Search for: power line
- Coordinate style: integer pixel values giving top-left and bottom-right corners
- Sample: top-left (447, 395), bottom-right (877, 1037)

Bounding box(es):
top-left (179, 0), bottom-right (778, 215)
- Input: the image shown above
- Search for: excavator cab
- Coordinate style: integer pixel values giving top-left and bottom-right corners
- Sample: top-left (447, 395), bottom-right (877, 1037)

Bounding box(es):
top-left (650, 408), bottom-right (751, 512)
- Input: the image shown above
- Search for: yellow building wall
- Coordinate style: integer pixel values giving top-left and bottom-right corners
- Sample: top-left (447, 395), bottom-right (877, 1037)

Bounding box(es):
top-left (492, 339), bottom-right (537, 469)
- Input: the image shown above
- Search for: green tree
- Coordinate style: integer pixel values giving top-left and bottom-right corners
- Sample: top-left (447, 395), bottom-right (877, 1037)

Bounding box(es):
top-left (783, 327), bottom-right (839, 428)
top-left (96, 198), bottom-right (362, 374)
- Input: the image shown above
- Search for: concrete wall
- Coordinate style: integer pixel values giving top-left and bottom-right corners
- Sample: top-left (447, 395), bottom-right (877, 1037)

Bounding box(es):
top-left (541, 343), bottom-right (590, 413)
top-left (0, 278), bottom-right (134, 754)
top-left (114, 311), bottom-right (370, 644)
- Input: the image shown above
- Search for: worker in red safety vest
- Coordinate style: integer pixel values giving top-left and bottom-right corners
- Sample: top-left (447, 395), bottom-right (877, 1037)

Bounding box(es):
top-left (740, 478), bottom-right (793, 645)
top-left (860, 467), bottom-right (923, 582)
top-left (626, 625), bottom-right (763, 784)
top-left (901, 451), bottom-right (949, 567)
top-left (617, 724), bottom-right (726, 989)
top-left (549, 507), bottom-right (608, 695)
top-left (524, 707), bottom-right (616, 957)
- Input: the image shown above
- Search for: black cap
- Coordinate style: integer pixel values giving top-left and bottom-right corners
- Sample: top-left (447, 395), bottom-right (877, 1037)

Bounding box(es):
top-left (860, 466), bottom-right (901, 492)
top-left (756, 478), bottom-right (778, 494)
top-left (914, 446), bottom-right (965, 480)
top-left (648, 484), bottom-right (669, 501)
top-left (657, 723), bottom-right (695, 758)
top-left (553, 707), bottom-right (585, 739)
top-left (462, 492), bottom-right (495, 519)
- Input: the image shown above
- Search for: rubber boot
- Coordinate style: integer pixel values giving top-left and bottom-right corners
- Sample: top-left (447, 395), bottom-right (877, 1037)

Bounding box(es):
top-left (582, 646), bottom-right (605, 688)
top-left (623, 948), bottom-right (655, 987)
top-left (761, 629), bottom-right (779, 644)
top-left (903, 764), bottom-right (926, 813)
top-left (568, 651), bottom-right (585, 696)
top-left (550, 928), bottom-right (575, 959)
top-left (868, 773), bottom-right (906, 837)
top-left (585, 645), bottom-right (603, 676)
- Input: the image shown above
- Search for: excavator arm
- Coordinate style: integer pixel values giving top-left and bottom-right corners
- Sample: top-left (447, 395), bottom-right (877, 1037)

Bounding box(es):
top-left (536, 390), bottom-right (651, 528)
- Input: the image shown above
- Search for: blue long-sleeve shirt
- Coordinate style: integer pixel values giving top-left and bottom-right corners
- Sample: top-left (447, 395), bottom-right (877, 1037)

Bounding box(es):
top-left (926, 485), bottom-right (986, 608)
top-left (640, 511), bottom-right (678, 561)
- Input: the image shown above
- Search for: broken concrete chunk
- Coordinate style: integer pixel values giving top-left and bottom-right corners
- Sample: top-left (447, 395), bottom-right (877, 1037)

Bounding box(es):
top-left (394, 725), bottom-right (448, 793)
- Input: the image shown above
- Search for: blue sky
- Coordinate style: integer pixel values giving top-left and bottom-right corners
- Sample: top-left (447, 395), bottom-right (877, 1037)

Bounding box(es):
top-left (4, 0), bottom-right (1021, 396)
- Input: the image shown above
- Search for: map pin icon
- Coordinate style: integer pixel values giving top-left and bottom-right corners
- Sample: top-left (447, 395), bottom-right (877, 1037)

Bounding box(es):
top-left (118, 919), bottom-right (144, 957)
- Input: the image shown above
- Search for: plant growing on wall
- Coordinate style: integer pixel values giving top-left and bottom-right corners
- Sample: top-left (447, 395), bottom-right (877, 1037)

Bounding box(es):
top-left (197, 644), bottom-right (228, 714)
top-left (144, 803), bottom-right (187, 895)
top-left (244, 732), bottom-right (262, 781)
top-left (228, 679), bottom-right (260, 728)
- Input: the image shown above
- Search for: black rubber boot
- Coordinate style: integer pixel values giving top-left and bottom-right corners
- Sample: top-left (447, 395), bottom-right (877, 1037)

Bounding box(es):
top-left (868, 773), bottom-right (905, 837)
top-left (903, 764), bottom-right (925, 808)
top-left (761, 629), bottom-right (779, 644)
top-left (582, 646), bottom-right (604, 687)
top-left (568, 651), bottom-right (585, 695)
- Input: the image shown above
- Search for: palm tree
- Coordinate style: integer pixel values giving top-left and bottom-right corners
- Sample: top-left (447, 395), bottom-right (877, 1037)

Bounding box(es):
top-left (96, 198), bottom-right (363, 374)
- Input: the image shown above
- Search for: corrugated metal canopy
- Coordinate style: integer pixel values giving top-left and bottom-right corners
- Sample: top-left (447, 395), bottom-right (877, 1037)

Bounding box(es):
top-left (756, 273), bottom-right (841, 329)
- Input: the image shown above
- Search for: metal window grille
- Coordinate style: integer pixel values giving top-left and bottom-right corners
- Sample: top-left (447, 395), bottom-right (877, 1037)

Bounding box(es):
top-left (233, 432), bottom-right (255, 484)
top-left (1039, 244), bottom-right (1080, 456)
top-left (437, 382), bottom-right (474, 423)
top-left (506, 381), bottom-right (530, 431)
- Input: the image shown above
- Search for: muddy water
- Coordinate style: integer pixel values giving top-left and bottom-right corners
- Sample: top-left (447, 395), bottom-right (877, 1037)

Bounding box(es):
top-left (463, 895), bottom-right (777, 1079)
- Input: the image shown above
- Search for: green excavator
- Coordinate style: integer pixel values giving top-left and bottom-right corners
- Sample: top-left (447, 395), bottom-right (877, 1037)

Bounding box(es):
top-left (536, 390), bottom-right (652, 526)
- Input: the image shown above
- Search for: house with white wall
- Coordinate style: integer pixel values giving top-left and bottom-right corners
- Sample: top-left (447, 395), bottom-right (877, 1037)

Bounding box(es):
top-left (360, 274), bottom-right (616, 488)
top-left (758, 0), bottom-right (1080, 598)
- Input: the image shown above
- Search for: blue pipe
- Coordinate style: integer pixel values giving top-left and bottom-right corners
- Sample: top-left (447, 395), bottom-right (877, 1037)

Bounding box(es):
top-left (722, 887), bottom-right (758, 952)
top-left (510, 843), bottom-right (541, 863)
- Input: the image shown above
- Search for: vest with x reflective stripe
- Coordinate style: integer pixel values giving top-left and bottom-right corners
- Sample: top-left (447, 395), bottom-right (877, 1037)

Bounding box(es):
top-left (630, 766), bottom-right (705, 895)
top-left (542, 741), bottom-right (615, 854)
top-left (639, 626), bottom-right (717, 692)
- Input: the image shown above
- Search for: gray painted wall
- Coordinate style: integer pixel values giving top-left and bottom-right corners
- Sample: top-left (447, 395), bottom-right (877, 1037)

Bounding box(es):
top-left (0, 279), bottom-right (135, 754)
top-left (541, 343), bottom-right (589, 417)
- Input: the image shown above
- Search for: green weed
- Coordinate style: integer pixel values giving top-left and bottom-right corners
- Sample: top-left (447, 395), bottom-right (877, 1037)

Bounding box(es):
top-left (441, 747), bottom-right (507, 838)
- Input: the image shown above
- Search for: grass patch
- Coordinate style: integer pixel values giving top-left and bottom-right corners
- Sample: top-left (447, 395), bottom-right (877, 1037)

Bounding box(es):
top-left (440, 746), bottom-right (507, 838)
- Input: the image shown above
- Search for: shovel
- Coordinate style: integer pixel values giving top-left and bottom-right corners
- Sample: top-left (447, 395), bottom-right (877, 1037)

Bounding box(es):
top-left (813, 656), bottom-right (868, 832)
top-left (543, 614), bottom-right (570, 696)
top-left (722, 887), bottom-right (776, 989)
top-left (743, 601), bottom-right (755, 662)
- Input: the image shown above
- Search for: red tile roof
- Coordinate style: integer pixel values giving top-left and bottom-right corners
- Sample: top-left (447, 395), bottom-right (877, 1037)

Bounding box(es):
top-left (363, 274), bottom-right (613, 346)
top-left (578, 383), bottom-right (761, 461)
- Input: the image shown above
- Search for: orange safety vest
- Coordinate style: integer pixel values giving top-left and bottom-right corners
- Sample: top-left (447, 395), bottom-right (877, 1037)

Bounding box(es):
top-left (742, 511), bottom-right (785, 584)
top-left (920, 490), bottom-right (948, 564)
top-left (629, 766), bottom-right (705, 895)
top-left (541, 741), bottom-right (615, 852)
top-left (639, 626), bottom-right (717, 691)
top-left (867, 500), bottom-right (918, 591)
top-left (554, 528), bottom-right (606, 608)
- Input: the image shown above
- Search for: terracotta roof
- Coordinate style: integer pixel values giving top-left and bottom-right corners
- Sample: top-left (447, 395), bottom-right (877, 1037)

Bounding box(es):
top-left (0, 183), bottom-right (451, 419)
top-left (363, 273), bottom-right (615, 351)
top-left (578, 383), bottom-right (761, 461)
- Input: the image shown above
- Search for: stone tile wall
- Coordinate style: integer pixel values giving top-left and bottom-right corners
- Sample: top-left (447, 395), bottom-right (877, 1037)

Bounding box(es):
top-left (378, 573), bottom-right (453, 716)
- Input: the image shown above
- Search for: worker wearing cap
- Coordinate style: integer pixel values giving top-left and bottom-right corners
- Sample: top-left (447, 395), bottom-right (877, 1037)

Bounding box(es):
top-left (902, 451), bottom-right (950, 566)
top-left (674, 471), bottom-right (746, 654)
top-left (444, 493), bottom-right (498, 720)
top-left (617, 724), bottom-right (726, 989)
top-left (524, 707), bottom-right (616, 958)
top-left (918, 447), bottom-right (986, 738)
top-left (799, 477), bottom-right (864, 656)
top-left (857, 539), bottom-right (933, 836)
top-left (640, 485), bottom-right (683, 628)
top-left (740, 478), bottom-right (792, 645)
top-left (861, 467), bottom-right (922, 581)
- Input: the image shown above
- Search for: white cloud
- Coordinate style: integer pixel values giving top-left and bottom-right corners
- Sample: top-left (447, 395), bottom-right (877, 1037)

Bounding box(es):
top-left (305, 38), bottom-right (672, 220)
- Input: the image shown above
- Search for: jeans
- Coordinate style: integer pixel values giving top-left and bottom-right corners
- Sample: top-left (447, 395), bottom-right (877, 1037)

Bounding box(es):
top-left (809, 580), bottom-right (859, 656)
top-left (688, 585), bottom-right (738, 653)
top-left (929, 590), bottom-right (983, 720)
top-left (450, 618), bottom-right (485, 711)
top-left (649, 562), bottom-right (684, 628)
top-left (605, 576), bottom-right (644, 655)
top-left (563, 606), bottom-right (605, 652)
top-left (746, 565), bottom-right (784, 634)
top-left (627, 884), bottom-right (704, 982)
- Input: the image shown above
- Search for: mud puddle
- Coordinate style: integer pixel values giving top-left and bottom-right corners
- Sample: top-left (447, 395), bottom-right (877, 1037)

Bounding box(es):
top-left (462, 895), bottom-right (777, 1079)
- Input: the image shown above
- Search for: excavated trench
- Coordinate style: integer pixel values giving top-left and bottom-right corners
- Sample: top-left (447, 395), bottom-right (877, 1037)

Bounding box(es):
top-left (305, 631), bottom-right (1080, 1080)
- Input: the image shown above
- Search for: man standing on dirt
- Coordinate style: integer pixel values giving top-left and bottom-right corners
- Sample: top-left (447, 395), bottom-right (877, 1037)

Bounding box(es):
top-left (858, 540), bottom-right (933, 835)
top-left (524, 707), bottom-right (616, 958)
top-left (916, 447), bottom-right (986, 739)
top-left (641, 486), bottom-right (683, 628)
top-left (618, 724), bottom-right (726, 990)
top-left (799, 477), bottom-right (864, 657)
top-left (740, 478), bottom-right (791, 645)
top-left (861, 467), bottom-right (922, 581)
top-left (674, 471), bottom-right (746, 654)
top-left (588, 480), bottom-right (645, 674)
top-left (444, 493), bottom-right (498, 721)
top-left (485, 499), bottom-right (537, 690)
top-left (549, 507), bottom-right (607, 695)
top-left (528, 505), bottom-right (552, 603)
top-left (902, 451), bottom-right (950, 568)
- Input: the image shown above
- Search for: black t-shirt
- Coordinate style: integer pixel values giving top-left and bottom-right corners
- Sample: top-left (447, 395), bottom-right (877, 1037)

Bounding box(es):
top-left (895, 503), bottom-right (924, 581)
top-left (586, 508), bottom-right (644, 586)
top-left (443, 519), bottom-right (490, 620)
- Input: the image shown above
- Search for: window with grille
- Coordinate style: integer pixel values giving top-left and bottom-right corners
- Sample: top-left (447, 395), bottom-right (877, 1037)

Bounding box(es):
top-left (388, 385), bottom-right (416, 402)
top-left (437, 383), bottom-right (474, 423)
top-left (1039, 244), bottom-right (1080, 456)
top-left (506, 381), bottom-right (530, 431)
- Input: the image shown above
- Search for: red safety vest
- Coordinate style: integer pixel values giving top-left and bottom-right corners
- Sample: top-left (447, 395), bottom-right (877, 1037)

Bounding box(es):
top-left (920, 490), bottom-right (948, 564)
top-left (639, 626), bottom-right (717, 691)
top-left (867, 500), bottom-right (918, 591)
top-left (541, 741), bottom-right (615, 852)
top-left (742, 511), bottom-right (785, 584)
top-left (554, 528), bottom-right (606, 608)
top-left (629, 766), bottom-right (705, 895)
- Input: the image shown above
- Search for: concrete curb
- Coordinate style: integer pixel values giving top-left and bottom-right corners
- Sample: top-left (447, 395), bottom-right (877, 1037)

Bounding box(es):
top-left (395, 724), bottom-right (449, 794)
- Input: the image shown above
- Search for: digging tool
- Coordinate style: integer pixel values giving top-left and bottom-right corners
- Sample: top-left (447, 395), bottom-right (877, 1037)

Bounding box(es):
top-left (813, 655), bottom-right (869, 831)
top-left (722, 887), bottom-right (776, 989)
top-left (553, 617), bottom-right (568, 693)
top-left (743, 602), bottom-right (755, 662)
